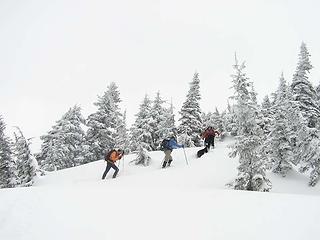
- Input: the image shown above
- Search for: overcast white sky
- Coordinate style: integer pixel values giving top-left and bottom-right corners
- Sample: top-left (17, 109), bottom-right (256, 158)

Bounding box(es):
top-left (1, 0), bottom-right (320, 151)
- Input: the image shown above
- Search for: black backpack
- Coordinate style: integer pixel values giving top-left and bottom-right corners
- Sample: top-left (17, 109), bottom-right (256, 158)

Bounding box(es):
top-left (160, 139), bottom-right (170, 151)
top-left (105, 149), bottom-right (116, 161)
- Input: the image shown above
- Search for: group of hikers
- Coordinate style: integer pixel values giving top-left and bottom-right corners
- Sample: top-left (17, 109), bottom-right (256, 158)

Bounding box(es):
top-left (102, 126), bottom-right (220, 179)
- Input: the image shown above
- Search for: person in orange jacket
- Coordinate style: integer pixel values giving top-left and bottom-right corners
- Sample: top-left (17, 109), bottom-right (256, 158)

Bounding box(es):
top-left (201, 126), bottom-right (220, 150)
top-left (102, 149), bottom-right (124, 179)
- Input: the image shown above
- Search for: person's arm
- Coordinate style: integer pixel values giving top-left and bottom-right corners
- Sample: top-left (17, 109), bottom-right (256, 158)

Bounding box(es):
top-left (171, 139), bottom-right (183, 148)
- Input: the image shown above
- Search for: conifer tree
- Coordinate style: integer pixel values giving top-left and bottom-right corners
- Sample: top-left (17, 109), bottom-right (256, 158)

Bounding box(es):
top-left (316, 82), bottom-right (320, 102)
top-left (130, 95), bottom-right (153, 151)
top-left (107, 82), bottom-right (123, 143)
top-left (292, 90), bottom-right (320, 186)
top-left (266, 74), bottom-right (294, 176)
top-left (257, 95), bottom-right (273, 137)
top-left (157, 101), bottom-right (176, 146)
top-left (13, 127), bottom-right (38, 186)
top-left (291, 42), bottom-right (319, 128)
top-left (178, 72), bottom-right (202, 147)
top-left (0, 116), bottom-right (18, 188)
top-left (115, 110), bottom-right (130, 153)
top-left (87, 82), bottom-right (123, 160)
top-left (150, 92), bottom-right (167, 150)
top-left (228, 56), bottom-right (271, 192)
top-left (225, 101), bottom-right (238, 136)
top-left (297, 126), bottom-right (320, 186)
top-left (131, 147), bottom-right (151, 166)
top-left (212, 108), bottom-right (225, 135)
top-left (39, 106), bottom-right (88, 171)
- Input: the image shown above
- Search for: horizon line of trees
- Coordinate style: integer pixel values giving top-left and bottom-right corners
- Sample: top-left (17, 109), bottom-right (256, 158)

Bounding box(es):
top-left (2, 42), bottom-right (320, 191)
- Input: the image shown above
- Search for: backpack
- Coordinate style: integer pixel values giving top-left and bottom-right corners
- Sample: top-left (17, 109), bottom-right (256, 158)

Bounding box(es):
top-left (105, 149), bottom-right (116, 161)
top-left (160, 139), bottom-right (170, 151)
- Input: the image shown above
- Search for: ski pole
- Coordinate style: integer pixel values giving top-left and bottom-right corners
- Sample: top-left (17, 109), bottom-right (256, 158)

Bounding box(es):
top-left (122, 155), bottom-right (125, 173)
top-left (183, 147), bottom-right (189, 165)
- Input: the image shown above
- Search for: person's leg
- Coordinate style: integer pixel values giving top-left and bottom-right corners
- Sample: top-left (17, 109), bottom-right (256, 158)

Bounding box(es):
top-left (205, 138), bottom-right (210, 150)
top-left (110, 163), bottom-right (119, 178)
top-left (102, 163), bottom-right (112, 179)
top-left (206, 136), bottom-right (214, 149)
top-left (211, 137), bottom-right (215, 148)
top-left (167, 150), bottom-right (173, 166)
top-left (163, 150), bottom-right (172, 168)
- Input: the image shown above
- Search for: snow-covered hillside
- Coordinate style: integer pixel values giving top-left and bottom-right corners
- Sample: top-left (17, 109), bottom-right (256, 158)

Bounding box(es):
top-left (1, 138), bottom-right (320, 240)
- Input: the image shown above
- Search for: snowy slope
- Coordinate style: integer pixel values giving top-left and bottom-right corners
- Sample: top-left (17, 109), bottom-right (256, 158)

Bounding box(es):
top-left (1, 138), bottom-right (320, 240)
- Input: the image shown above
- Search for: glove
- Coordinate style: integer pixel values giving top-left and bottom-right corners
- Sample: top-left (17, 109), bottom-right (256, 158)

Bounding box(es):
top-left (181, 144), bottom-right (185, 148)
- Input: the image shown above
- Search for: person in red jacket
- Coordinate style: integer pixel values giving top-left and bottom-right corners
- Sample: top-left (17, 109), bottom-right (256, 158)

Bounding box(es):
top-left (201, 126), bottom-right (220, 150)
top-left (102, 149), bottom-right (124, 179)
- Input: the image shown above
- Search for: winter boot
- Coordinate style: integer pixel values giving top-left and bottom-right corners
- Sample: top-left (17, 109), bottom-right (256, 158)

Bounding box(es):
top-left (167, 160), bottom-right (172, 167)
top-left (162, 160), bottom-right (167, 168)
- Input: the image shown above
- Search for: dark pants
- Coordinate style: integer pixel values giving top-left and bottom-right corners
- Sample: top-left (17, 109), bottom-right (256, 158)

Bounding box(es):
top-left (102, 161), bottom-right (119, 179)
top-left (205, 135), bottom-right (215, 149)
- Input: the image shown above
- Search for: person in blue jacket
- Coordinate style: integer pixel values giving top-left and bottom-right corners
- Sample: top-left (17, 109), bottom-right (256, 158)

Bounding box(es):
top-left (161, 136), bottom-right (184, 168)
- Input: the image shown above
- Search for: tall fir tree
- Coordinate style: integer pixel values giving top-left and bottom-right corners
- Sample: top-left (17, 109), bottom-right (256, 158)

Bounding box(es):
top-left (291, 42), bottom-right (320, 128)
top-left (13, 127), bottom-right (38, 186)
top-left (115, 110), bottom-right (130, 153)
top-left (130, 95), bottom-right (153, 151)
top-left (228, 56), bottom-right (271, 192)
top-left (156, 101), bottom-right (177, 148)
top-left (178, 71), bottom-right (202, 147)
top-left (297, 126), bottom-right (320, 186)
top-left (150, 92), bottom-right (167, 150)
top-left (87, 82), bottom-right (123, 160)
top-left (257, 95), bottom-right (273, 137)
top-left (39, 105), bottom-right (88, 171)
top-left (106, 82), bottom-right (124, 146)
top-left (266, 74), bottom-right (295, 177)
top-left (316, 82), bottom-right (320, 102)
top-left (225, 101), bottom-right (238, 136)
top-left (0, 116), bottom-right (18, 188)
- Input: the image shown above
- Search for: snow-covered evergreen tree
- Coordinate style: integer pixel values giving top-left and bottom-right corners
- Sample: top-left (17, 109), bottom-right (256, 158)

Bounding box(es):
top-left (291, 42), bottom-right (319, 128)
top-left (157, 101), bottom-right (176, 147)
top-left (150, 92), bottom-right (167, 150)
top-left (225, 101), bottom-right (238, 136)
top-left (297, 125), bottom-right (320, 186)
top-left (87, 82), bottom-right (123, 160)
top-left (178, 72), bottom-right (202, 147)
top-left (39, 105), bottom-right (88, 171)
top-left (292, 90), bottom-right (320, 186)
top-left (131, 147), bottom-right (151, 166)
top-left (115, 110), bottom-right (130, 153)
top-left (107, 82), bottom-right (124, 148)
top-left (130, 95), bottom-right (153, 151)
top-left (266, 74), bottom-right (294, 177)
top-left (0, 116), bottom-right (18, 188)
top-left (228, 56), bottom-right (271, 192)
top-left (13, 127), bottom-right (38, 186)
top-left (257, 95), bottom-right (273, 136)
top-left (316, 82), bottom-right (320, 102)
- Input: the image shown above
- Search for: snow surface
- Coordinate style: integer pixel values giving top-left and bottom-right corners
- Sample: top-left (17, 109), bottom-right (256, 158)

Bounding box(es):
top-left (1, 138), bottom-right (320, 240)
